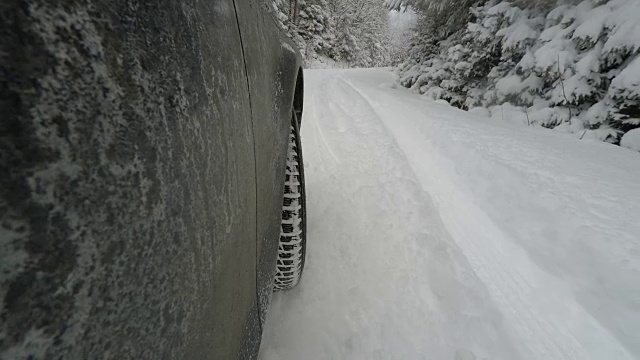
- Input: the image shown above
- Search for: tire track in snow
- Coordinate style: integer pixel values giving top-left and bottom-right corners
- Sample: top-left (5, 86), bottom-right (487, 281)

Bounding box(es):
top-left (340, 70), bottom-right (635, 360)
top-left (309, 75), bottom-right (342, 165)
top-left (340, 77), bottom-right (575, 359)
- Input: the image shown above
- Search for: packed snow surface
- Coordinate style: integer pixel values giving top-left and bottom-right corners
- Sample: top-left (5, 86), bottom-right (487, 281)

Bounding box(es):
top-left (259, 69), bottom-right (640, 360)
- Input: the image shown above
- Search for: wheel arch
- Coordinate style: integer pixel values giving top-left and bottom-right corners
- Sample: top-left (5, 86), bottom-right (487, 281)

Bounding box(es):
top-left (293, 67), bottom-right (304, 124)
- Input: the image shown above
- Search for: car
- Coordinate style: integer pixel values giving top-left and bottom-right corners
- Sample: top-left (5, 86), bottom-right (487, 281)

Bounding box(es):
top-left (0, 0), bottom-right (306, 358)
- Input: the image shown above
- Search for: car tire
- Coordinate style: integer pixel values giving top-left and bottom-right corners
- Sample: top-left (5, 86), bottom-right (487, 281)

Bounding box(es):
top-left (273, 113), bottom-right (306, 291)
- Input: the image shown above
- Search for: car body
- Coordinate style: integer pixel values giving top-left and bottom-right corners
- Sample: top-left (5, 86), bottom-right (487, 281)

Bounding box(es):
top-left (0, 0), bottom-right (303, 358)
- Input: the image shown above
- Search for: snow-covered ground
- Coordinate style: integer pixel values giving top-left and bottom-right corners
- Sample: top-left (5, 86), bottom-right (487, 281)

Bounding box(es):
top-left (259, 69), bottom-right (640, 360)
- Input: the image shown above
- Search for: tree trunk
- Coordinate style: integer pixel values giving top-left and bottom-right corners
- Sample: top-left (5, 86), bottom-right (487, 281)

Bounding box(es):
top-left (290, 0), bottom-right (299, 24)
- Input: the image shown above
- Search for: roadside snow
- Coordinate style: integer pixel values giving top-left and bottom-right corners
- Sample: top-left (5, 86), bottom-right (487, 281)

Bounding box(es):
top-left (621, 128), bottom-right (640, 152)
top-left (260, 69), bottom-right (640, 360)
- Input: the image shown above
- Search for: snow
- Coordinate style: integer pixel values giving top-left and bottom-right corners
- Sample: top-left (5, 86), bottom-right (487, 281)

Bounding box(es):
top-left (534, 38), bottom-right (575, 73)
top-left (601, 0), bottom-right (640, 57)
top-left (517, 50), bottom-right (535, 71)
top-left (539, 24), bottom-right (563, 42)
top-left (584, 100), bottom-right (608, 125)
top-left (260, 68), bottom-right (640, 360)
top-left (611, 55), bottom-right (640, 97)
top-left (621, 128), bottom-right (640, 152)
top-left (496, 74), bottom-right (523, 95)
top-left (575, 47), bottom-right (600, 76)
top-left (468, 106), bottom-right (491, 117)
top-left (486, 2), bottom-right (516, 18)
top-left (497, 21), bottom-right (538, 51)
top-left (488, 103), bottom-right (530, 126)
top-left (571, 5), bottom-right (608, 43)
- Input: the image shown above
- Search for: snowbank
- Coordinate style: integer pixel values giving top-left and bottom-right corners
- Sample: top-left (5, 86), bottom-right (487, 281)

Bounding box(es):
top-left (621, 128), bottom-right (640, 151)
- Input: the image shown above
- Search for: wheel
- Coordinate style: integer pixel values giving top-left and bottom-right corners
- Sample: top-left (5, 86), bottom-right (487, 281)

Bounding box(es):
top-left (273, 113), bottom-right (306, 291)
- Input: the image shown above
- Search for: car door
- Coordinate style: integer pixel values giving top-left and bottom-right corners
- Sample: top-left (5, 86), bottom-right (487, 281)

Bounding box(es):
top-left (0, 0), bottom-right (259, 358)
top-left (232, 0), bottom-right (304, 327)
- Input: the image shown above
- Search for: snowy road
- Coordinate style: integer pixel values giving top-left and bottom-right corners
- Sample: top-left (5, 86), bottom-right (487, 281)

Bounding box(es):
top-left (259, 69), bottom-right (640, 360)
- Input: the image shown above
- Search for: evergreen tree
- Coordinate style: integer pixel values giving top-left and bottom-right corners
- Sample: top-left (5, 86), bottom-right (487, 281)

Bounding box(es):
top-left (397, 0), bottom-right (640, 144)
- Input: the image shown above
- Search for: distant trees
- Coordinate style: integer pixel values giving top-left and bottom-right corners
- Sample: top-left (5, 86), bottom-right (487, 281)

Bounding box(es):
top-left (328, 0), bottom-right (390, 66)
top-left (272, 0), bottom-right (390, 67)
top-left (386, 0), bottom-right (482, 38)
top-left (387, 10), bottom-right (418, 65)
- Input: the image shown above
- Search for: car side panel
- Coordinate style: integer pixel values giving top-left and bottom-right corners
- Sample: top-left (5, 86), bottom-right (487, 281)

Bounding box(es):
top-left (0, 0), bottom-right (259, 358)
top-left (232, 0), bottom-right (303, 329)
